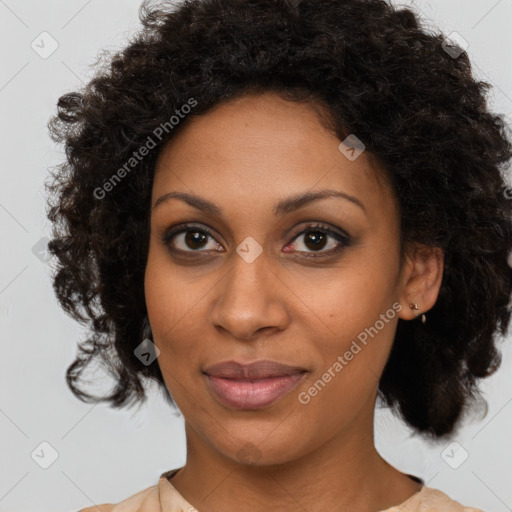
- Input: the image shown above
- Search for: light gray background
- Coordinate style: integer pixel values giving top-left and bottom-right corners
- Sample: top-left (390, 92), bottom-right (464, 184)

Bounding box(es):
top-left (1, 1), bottom-right (511, 511)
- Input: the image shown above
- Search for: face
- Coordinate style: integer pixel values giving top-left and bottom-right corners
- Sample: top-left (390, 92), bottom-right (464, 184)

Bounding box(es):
top-left (145, 92), bottom-right (411, 466)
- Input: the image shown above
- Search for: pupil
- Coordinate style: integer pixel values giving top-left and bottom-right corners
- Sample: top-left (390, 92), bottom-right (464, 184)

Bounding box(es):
top-left (185, 231), bottom-right (207, 250)
top-left (305, 231), bottom-right (326, 251)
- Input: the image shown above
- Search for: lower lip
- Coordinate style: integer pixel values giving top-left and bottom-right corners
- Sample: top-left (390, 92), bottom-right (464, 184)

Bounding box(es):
top-left (205, 372), bottom-right (307, 410)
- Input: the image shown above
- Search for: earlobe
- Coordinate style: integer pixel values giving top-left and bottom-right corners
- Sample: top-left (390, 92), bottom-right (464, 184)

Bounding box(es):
top-left (397, 244), bottom-right (444, 321)
top-left (408, 302), bottom-right (426, 324)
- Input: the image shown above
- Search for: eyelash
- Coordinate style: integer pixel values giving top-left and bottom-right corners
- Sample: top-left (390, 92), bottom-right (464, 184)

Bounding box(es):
top-left (161, 222), bottom-right (351, 258)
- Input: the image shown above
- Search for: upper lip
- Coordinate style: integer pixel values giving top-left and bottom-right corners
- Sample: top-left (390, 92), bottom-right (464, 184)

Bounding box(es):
top-left (203, 360), bottom-right (307, 380)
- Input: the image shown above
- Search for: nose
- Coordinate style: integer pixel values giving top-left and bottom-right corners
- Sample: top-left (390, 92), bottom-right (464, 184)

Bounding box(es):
top-left (209, 249), bottom-right (290, 342)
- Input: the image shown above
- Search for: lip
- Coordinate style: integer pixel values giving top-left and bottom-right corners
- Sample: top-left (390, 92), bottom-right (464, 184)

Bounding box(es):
top-left (203, 359), bottom-right (307, 379)
top-left (203, 360), bottom-right (308, 410)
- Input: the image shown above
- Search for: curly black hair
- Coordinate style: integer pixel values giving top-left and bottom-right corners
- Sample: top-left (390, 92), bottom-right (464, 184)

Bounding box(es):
top-left (45, 0), bottom-right (512, 440)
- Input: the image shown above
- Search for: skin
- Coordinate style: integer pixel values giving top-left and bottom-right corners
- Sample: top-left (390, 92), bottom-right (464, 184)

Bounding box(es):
top-left (144, 91), bottom-right (444, 512)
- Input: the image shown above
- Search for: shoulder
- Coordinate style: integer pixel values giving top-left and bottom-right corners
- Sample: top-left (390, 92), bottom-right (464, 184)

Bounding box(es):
top-left (76, 482), bottom-right (159, 512)
top-left (78, 506), bottom-right (115, 512)
top-left (411, 486), bottom-right (485, 512)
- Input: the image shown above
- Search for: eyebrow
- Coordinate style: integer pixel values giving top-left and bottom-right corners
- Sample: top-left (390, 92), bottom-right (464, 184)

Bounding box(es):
top-left (152, 188), bottom-right (366, 216)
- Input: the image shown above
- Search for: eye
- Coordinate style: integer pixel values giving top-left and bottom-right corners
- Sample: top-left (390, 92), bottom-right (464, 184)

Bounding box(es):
top-left (161, 222), bottom-right (351, 257)
top-left (285, 223), bottom-right (351, 257)
top-left (162, 224), bottom-right (222, 253)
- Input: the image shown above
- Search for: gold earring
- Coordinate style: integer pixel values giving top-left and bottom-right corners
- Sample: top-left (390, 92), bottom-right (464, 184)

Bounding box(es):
top-left (409, 303), bottom-right (426, 324)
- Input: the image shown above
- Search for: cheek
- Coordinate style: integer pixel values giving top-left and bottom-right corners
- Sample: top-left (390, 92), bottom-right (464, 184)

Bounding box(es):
top-left (295, 259), bottom-right (397, 341)
top-left (295, 314), bottom-right (397, 437)
top-left (144, 252), bottom-right (227, 407)
top-left (144, 268), bottom-right (204, 412)
top-left (291, 253), bottom-right (400, 390)
top-left (145, 240), bottom-right (203, 335)
top-left (144, 251), bottom-right (199, 362)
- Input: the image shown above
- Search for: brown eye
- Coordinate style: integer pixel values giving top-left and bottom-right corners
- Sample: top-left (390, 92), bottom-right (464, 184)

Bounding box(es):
top-left (183, 230), bottom-right (208, 250)
top-left (162, 222), bottom-right (351, 258)
top-left (286, 223), bottom-right (351, 257)
top-left (162, 224), bottom-right (222, 253)
top-left (303, 230), bottom-right (329, 251)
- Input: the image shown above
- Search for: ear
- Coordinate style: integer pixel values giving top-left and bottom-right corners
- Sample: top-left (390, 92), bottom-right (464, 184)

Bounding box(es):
top-left (397, 242), bottom-right (444, 321)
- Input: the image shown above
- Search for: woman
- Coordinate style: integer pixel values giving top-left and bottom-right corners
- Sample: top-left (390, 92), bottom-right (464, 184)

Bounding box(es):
top-left (46, 0), bottom-right (512, 510)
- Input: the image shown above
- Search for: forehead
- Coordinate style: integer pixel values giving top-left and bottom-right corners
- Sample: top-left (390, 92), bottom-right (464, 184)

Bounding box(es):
top-left (152, 92), bottom-right (395, 221)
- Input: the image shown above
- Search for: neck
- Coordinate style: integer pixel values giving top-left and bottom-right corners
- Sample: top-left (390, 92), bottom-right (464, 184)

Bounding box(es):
top-left (169, 405), bottom-right (422, 512)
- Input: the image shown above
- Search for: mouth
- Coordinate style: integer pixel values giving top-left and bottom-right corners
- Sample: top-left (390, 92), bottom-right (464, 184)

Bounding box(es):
top-left (203, 360), bottom-right (308, 410)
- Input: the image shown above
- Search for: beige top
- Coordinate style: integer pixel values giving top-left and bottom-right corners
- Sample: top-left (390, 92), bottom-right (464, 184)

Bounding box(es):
top-left (77, 468), bottom-right (485, 512)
